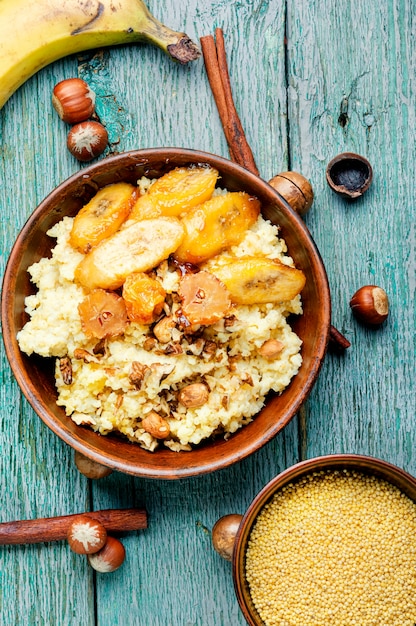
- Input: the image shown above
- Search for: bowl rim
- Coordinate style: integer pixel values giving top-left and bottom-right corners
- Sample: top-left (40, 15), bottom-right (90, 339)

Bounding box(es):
top-left (1, 147), bottom-right (331, 478)
top-left (232, 452), bottom-right (416, 625)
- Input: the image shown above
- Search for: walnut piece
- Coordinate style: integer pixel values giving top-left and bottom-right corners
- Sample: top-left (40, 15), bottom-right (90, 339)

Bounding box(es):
top-left (129, 362), bottom-right (151, 388)
top-left (153, 316), bottom-right (176, 343)
top-left (59, 356), bottom-right (73, 385)
top-left (203, 340), bottom-right (218, 356)
top-left (163, 343), bottom-right (183, 355)
top-left (73, 348), bottom-right (100, 363)
top-left (143, 337), bottom-right (157, 351)
top-left (241, 372), bottom-right (254, 386)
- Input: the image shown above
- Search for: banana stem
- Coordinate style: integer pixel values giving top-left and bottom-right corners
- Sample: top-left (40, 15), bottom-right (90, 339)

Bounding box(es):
top-left (138, 5), bottom-right (200, 64)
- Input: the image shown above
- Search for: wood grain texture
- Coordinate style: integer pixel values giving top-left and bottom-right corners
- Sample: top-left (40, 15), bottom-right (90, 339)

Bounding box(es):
top-left (286, 0), bottom-right (416, 475)
top-left (0, 0), bottom-right (414, 624)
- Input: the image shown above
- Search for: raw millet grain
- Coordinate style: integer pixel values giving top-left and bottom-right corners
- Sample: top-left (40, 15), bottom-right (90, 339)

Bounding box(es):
top-left (245, 469), bottom-right (416, 626)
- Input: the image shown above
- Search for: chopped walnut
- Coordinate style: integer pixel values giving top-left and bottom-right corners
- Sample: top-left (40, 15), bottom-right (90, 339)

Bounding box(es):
top-left (115, 394), bottom-right (124, 410)
top-left (92, 338), bottom-right (107, 356)
top-left (59, 356), bottom-right (72, 385)
top-left (221, 395), bottom-right (230, 409)
top-left (71, 411), bottom-right (96, 426)
top-left (224, 315), bottom-right (237, 328)
top-left (203, 340), bottom-right (218, 356)
top-left (163, 342), bottom-right (183, 355)
top-left (153, 316), bottom-right (176, 343)
top-left (143, 337), bottom-right (157, 351)
top-left (150, 363), bottom-right (175, 386)
top-left (185, 337), bottom-right (205, 356)
top-left (73, 348), bottom-right (100, 364)
top-left (241, 372), bottom-right (254, 386)
top-left (129, 362), bottom-right (151, 388)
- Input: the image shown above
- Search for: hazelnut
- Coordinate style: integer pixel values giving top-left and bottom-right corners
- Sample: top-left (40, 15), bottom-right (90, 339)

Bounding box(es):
top-left (67, 515), bottom-right (107, 555)
top-left (178, 382), bottom-right (209, 408)
top-left (349, 285), bottom-right (389, 326)
top-left (258, 338), bottom-right (284, 359)
top-left (74, 450), bottom-right (113, 479)
top-left (268, 171), bottom-right (314, 216)
top-left (141, 410), bottom-right (171, 439)
top-left (52, 78), bottom-right (96, 124)
top-left (87, 536), bottom-right (126, 573)
top-left (212, 514), bottom-right (243, 561)
top-left (67, 120), bottom-right (108, 162)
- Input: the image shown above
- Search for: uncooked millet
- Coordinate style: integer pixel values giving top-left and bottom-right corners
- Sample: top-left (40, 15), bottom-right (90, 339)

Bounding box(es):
top-left (245, 469), bottom-right (416, 626)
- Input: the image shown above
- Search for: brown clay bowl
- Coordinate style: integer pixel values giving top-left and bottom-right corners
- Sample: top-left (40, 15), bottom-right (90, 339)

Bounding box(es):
top-left (1, 148), bottom-right (331, 478)
top-left (231, 454), bottom-right (416, 625)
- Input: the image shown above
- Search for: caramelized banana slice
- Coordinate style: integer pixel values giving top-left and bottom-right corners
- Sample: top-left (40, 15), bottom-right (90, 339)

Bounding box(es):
top-left (207, 257), bottom-right (306, 304)
top-left (178, 270), bottom-right (231, 326)
top-left (78, 289), bottom-right (128, 339)
top-left (129, 165), bottom-right (219, 220)
top-left (70, 182), bottom-right (136, 253)
top-left (122, 272), bottom-right (166, 324)
top-left (173, 192), bottom-right (260, 264)
top-left (75, 217), bottom-right (184, 291)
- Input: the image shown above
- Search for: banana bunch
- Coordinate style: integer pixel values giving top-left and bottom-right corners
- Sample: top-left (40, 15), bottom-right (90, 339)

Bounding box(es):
top-left (0, 0), bottom-right (200, 110)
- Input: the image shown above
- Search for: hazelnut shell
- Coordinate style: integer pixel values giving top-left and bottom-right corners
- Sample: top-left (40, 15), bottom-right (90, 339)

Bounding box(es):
top-left (87, 536), bottom-right (126, 573)
top-left (67, 515), bottom-right (107, 554)
top-left (268, 171), bottom-right (314, 216)
top-left (52, 78), bottom-right (96, 124)
top-left (326, 152), bottom-right (373, 199)
top-left (74, 450), bottom-right (113, 479)
top-left (67, 121), bottom-right (108, 162)
top-left (212, 514), bottom-right (243, 561)
top-left (349, 285), bottom-right (389, 326)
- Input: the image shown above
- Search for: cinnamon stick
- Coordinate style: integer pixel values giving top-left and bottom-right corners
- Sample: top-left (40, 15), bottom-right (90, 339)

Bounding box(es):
top-left (201, 29), bottom-right (350, 352)
top-left (0, 508), bottom-right (147, 545)
top-left (200, 29), bottom-right (259, 175)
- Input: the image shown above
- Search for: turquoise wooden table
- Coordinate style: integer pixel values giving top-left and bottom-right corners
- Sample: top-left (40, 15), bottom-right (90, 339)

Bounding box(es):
top-left (1, 0), bottom-right (415, 624)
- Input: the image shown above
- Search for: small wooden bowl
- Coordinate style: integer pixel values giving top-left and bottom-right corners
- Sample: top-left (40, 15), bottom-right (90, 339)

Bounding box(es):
top-left (1, 148), bottom-right (330, 478)
top-left (232, 454), bottom-right (416, 625)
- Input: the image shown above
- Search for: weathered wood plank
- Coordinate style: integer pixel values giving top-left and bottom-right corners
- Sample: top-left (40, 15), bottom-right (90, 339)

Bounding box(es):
top-left (0, 0), bottom-right (414, 624)
top-left (0, 61), bottom-right (96, 626)
top-left (286, 0), bottom-right (416, 474)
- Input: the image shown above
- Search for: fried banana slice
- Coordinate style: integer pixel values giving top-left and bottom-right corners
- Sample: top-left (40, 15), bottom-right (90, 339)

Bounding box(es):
top-left (207, 256), bottom-right (306, 304)
top-left (173, 192), bottom-right (260, 264)
top-left (129, 165), bottom-right (219, 220)
top-left (69, 182), bottom-right (136, 253)
top-left (75, 217), bottom-right (184, 291)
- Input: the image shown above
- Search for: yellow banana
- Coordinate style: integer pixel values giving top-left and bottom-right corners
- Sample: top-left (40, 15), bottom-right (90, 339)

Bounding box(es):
top-left (0, 0), bottom-right (200, 109)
